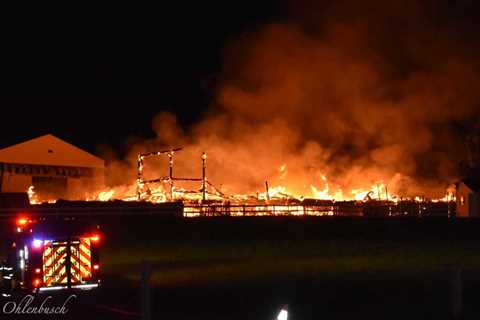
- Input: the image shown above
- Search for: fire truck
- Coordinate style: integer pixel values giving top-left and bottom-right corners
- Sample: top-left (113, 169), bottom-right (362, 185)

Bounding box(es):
top-left (1, 215), bottom-right (101, 294)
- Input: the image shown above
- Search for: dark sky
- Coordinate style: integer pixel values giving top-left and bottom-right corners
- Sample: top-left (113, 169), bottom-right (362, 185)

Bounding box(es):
top-left (0, 2), bottom-right (281, 153)
top-left (0, 1), bottom-right (478, 157)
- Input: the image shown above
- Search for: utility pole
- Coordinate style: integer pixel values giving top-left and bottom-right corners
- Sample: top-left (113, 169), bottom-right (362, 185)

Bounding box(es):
top-left (141, 260), bottom-right (152, 320)
top-left (265, 181), bottom-right (270, 201)
top-left (168, 151), bottom-right (174, 200)
top-left (452, 265), bottom-right (462, 320)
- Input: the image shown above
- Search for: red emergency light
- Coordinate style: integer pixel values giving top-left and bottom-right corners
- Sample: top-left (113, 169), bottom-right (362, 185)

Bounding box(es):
top-left (16, 217), bottom-right (29, 226)
top-left (90, 234), bottom-right (101, 243)
top-left (33, 278), bottom-right (41, 287)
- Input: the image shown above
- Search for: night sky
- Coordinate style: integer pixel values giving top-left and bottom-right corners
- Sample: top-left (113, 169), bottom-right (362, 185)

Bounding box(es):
top-left (0, 2), bottom-right (280, 154)
top-left (0, 1), bottom-right (478, 158)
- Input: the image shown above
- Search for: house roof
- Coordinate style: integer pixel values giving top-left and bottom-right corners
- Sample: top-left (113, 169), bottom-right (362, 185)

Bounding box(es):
top-left (0, 134), bottom-right (104, 168)
top-left (459, 178), bottom-right (480, 193)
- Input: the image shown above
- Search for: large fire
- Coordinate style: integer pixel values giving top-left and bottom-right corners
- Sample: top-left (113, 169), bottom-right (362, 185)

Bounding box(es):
top-left (131, 151), bottom-right (454, 205)
top-left (24, 1), bottom-right (478, 213)
top-left (27, 149), bottom-right (456, 217)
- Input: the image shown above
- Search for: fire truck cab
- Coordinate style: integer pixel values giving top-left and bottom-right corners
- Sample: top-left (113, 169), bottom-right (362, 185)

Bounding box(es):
top-left (1, 216), bottom-right (101, 294)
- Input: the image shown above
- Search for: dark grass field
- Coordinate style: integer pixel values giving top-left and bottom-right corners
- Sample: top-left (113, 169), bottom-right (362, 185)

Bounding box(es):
top-left (2, 215), bottom-right (480, 319)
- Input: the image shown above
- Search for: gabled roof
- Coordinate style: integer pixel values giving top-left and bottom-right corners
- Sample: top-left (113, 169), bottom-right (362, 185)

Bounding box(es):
top-left (0, 134), bottom-right (104, 168)
top-left (459, 178), bottom-right (480, 193)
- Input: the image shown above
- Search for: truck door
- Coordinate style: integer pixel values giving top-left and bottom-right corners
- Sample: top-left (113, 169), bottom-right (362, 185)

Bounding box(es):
top-left (42, 238), bottom-right (92, 288)
top-left (42, 240), bottom-right (68, 287)
top-left (69, 238), bottom-right (92, 284)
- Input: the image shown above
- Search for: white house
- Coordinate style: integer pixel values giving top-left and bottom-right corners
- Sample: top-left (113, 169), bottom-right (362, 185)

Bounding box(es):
top-left (456, 179), bottom-right (480, 217)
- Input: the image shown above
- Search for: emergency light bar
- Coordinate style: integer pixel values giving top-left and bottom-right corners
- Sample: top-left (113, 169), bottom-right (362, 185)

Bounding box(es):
top-left (17, 218), bottom-right (28, 226)
top-left (32, 239), bottom-right (43, 249)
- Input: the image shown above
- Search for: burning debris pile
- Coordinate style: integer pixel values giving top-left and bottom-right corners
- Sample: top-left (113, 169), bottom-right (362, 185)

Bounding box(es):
top-left (134, 148), bottom-right (454, 203)
top-left (132, 149), bottom-right (455, 217)
top-left (27, 147), bottom-right (454, 217)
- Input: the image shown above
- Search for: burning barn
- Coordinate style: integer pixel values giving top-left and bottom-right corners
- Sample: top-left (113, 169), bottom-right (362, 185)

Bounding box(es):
top-left (0, 134), bottom-right (105, 201)
top-left (0, 136), bottom-right (453, 218)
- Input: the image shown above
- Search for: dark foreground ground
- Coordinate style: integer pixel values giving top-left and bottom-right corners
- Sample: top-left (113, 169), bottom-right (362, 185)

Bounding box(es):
top-left (1, 216), bottom-right (480, 319)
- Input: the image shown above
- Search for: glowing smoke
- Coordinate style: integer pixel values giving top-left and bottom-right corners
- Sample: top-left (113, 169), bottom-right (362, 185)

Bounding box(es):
top-left (104, 0), bottom-right (480, 200)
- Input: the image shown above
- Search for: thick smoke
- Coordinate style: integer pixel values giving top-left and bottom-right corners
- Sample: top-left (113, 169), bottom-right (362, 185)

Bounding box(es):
top-left (106, 0), bottom-right (480, 199)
